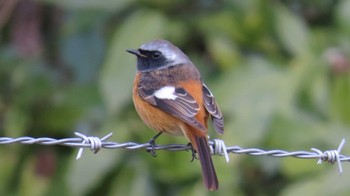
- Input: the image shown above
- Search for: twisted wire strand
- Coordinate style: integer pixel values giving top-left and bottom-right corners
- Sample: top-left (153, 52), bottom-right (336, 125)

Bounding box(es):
top-left (0, 132), bottom-right (348, 173)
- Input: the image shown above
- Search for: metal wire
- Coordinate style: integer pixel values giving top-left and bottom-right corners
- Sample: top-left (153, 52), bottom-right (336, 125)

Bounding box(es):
top-left (0, 132), bottom-right (348, 174)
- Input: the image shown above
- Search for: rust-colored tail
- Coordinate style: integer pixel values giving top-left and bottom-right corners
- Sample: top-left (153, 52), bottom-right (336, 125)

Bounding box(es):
top-left (193, 135), bottom-right (219, 191)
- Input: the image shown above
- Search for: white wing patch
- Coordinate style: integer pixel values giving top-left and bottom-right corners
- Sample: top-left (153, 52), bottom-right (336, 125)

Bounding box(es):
top-left (154, 86), bottom-right (178, 100)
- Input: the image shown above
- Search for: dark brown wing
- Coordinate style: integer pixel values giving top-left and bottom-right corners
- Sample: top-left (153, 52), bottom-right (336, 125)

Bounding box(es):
top-left (138, 86), bottom-right (206, 131)
top-left (202, 83), bottom-right (224, 134)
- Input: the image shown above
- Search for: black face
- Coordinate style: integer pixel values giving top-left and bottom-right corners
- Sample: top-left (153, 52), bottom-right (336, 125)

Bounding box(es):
top-left (128, 49), bottom-right (169, 72)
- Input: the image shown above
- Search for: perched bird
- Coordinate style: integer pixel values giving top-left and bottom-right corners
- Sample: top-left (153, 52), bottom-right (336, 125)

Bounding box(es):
top-left (127, 39), bottom-right (224, 191)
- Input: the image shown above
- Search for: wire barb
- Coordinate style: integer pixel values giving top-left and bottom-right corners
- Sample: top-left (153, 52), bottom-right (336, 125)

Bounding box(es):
top-left (311, 138), bottom-right (346, 174)
top-left (210, 139), bottom-right (230, 163)
top-left (75, 132), bottom-right (113, 160)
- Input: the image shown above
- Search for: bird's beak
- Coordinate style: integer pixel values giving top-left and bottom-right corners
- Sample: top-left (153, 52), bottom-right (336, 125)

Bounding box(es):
top-left (126, 49), bottom-right (147, 58)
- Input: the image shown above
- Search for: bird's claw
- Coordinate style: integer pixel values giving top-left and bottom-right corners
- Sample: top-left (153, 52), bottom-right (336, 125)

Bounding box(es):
top-left (147, 132), bottom-right (163, 157)
top-left (187, 143), bottom-right (198, 162)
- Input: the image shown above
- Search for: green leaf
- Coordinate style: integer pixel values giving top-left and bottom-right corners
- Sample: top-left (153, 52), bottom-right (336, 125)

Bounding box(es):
top-left (215, 56), bottom-right (297, 146)
top-left (18, 157), bottom-right (50, 196)
top-left (330, 74), bottom-right (350, 125)
top-left (273, 4), bottom-right (310, 56)
top-left (109, 157), bottom-right (156, 196)
top-left (38, 0), bottom-right (133, 11)
top-left (60, 22), bottom-right (105, 83)
top-left (206, 35), bottom-right (241, 70)
top-left (3, 106), bottom-right (29, 137)
top-left (336, 0), bottom-right (350, 31)
top-left (280, 169), bottom-right (350, 196)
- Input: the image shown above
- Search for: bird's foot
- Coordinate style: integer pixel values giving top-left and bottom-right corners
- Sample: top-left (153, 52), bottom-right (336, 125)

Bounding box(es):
top-left (187, 143), bottom-right (198, 162)
top-left (147, 132), bottom-right (163, 157)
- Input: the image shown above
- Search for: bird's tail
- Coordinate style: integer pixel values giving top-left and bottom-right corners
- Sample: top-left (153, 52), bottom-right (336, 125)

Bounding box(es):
top-left (190, 133), bottom-right (218, 191)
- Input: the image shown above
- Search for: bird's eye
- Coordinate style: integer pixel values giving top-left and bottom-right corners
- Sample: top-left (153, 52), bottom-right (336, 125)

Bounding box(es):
top-left (151, 51), bottom-right (161, 59)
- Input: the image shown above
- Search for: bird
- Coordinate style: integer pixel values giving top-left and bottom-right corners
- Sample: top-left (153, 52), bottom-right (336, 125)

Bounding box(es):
top-left (127, 39), bottom-right (224, 191)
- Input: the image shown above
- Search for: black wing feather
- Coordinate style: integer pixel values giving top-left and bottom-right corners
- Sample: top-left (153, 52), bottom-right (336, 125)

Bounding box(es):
top-left (202, 83), bottom-right (224, 134)
top-left (138, 86), bottom-right (206, 131)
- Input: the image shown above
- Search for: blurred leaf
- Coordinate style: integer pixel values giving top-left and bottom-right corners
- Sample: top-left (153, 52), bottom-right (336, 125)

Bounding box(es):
top-left (288, 54), bottom-right (330, 117)
top-left (330, 74), bottom-right (350, 125)
top-left (0, 150), bottom-right (17, 194)
top-left (215, 56), bottom-right (297, 145)
top-left (18, 157), bottom-right (50, 196)
top-left (336, 0), bottom-right (350, 32)
top-left (281, 158), bottom-right (322, 180)
top-left (206, 35), bottom-right (241, 70)
top-left (273, 4), bottom-right (310, 56)
top-left (34, 85), bottom-right (100, 133)
top-left (100, 10), bottom-right (165, 114)
top-left (38, 0), bottom-right (133, 11)
top-left (148, 149), bottom-right (199, 185)
top-left (280, 168), bottom-right (350, 196)
top-left (109, 157), bottom-right (156, 196)
top-left (61, 18), bottom-right (105, 83)
top-left (265, 114), bottom-right (322, 150)
top-left (164, 20), bottom-right (190, 47)
top-left (197, 11), bottom-right (241, 42)
top-left (3, 106), bottom-right (29, 137)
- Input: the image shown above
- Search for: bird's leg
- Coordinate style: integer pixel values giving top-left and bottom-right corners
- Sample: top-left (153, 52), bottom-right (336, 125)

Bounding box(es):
top-left (147, 132), bottom-right (163, 157)
top-left (187, 143), bottom-right (198, 162)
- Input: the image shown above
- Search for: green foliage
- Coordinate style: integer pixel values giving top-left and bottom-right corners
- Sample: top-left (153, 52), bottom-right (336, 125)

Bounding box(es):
top-left (1, 0), bottom-right (350, 195)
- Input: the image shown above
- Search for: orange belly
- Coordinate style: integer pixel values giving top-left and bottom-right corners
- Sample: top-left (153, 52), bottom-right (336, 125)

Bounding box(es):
top-left (133, 88), bottom-right (184, 136)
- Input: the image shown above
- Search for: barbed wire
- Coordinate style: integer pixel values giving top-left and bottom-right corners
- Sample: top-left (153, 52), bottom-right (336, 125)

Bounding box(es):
top-left (0, 132), bottom-right (348, 174)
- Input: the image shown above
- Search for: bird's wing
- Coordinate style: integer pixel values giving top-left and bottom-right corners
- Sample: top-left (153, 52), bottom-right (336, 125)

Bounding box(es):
top-left (138, 85), bottom-right (206, 131)
top-left (202, 83), bottom-right (224, 134)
